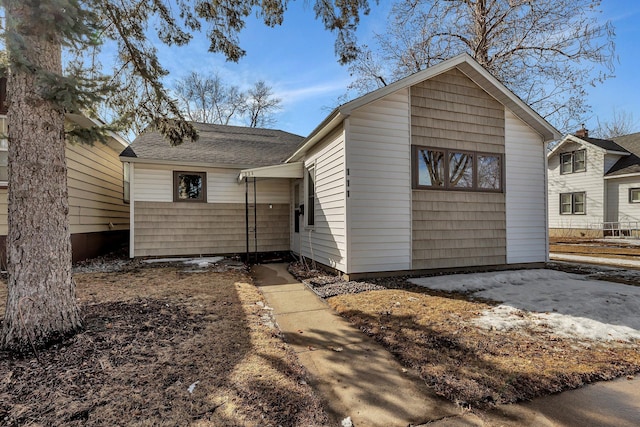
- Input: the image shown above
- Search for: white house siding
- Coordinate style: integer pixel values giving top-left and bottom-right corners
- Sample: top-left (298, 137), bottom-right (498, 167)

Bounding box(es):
top-left (345, 89), bottom-right (412, 273)
top-left (132, 163), bottom-right (290, 257)
top-left (504, 110), bottom-right (547, 263)
top-left (302, 127), bottom-right (347, 271)
top-left (606, 176), bottom-right (640, 224)
top-left (548, 142), bottom-right (606, 234)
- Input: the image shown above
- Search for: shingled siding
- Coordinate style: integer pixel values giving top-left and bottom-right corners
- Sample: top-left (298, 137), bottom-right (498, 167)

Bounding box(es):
top-left (411, 67), bottom-right (506, 269)
top-left (133, 202), bottom-right (289, 257)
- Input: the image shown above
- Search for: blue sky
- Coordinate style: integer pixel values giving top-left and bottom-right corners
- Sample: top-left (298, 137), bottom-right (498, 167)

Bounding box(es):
top-left (150, 1), bottom-right (639, 138)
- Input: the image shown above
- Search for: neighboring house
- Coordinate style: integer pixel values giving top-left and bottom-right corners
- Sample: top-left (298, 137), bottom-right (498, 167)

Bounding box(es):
top-left (123, 53), bottom-right (560, 278)
top-left (548, 128), bottom-right (640, 237)
top-left (0, 80), bottom-right (130, 262)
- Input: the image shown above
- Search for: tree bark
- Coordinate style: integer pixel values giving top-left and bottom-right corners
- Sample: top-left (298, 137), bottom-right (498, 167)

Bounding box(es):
top-left (1, 1), bottom-right (82, 352)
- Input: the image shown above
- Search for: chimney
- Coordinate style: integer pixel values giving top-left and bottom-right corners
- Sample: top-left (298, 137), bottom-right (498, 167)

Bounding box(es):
top-left (575, 124), bottom-right (589, 138)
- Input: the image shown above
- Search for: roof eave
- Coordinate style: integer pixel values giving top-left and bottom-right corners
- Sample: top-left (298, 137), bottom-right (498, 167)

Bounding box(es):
top-left (547, 134), bottom-right (631, 158)
top-left (338, 53), bottom-right (560, 142)
top-left (66, 113), bottom-right (130, 149)
top-left (238, 162), bottom-right (304, 182)
top-left (604, 172), bottom-right (640, 179)
top-left (286, 110), bottom-right (345, 162)
top-left (118, 156), bottom-right (257, 170)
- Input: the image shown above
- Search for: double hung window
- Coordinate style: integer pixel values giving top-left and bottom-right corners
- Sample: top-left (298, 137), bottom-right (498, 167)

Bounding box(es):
top-left (560, 192), bottom-right (586, 215)
top-left (560, 150), bottom-right (586, 174)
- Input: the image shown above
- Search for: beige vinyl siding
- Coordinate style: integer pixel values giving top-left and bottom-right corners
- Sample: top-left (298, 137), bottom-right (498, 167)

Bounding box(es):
top-left (606, 176), bottom-right (640, 223)
top-left (134, 164), bottom-right (289, 204)
top-left (411, 67), bottom-right (506, 269)
top-left (66, 141), bottom-right (130, 234)
top-left (504, 110), bottom-right (547, 263)
top-left (346, 88), bottom-right (412, 273)
top-left (134, 167), bottom-right (172, 202)
top-left (302, 127), bottom-right (346, 271)
top-left (132, 164), bottom-right (290, 256)
top-left (0, 136), bottom-right (129, 236)
top-left (548, 142), bottom-right (605, 229)
top-left (134, 202), bottom-right (289, 257)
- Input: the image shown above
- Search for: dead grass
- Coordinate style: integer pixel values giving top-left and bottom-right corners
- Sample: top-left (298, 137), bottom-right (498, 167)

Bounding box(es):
top-left (328, 288), bottom-right (640, 407)
top-left (0, 266), bottom-right (328, 426)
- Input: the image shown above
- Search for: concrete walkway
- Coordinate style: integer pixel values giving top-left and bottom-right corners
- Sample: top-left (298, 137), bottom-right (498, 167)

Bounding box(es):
top-left (251, 263), bottom-right (461, 426)
top-left (252, 263), bottom-right (640, 427)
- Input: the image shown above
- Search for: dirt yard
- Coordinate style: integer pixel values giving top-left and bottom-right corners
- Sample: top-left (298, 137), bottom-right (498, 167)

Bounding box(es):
top-left (550, 237), bottom-right (640, 259)
top-left (290, 264), bottom-right (640, 408)
top-left (0, 263), bottom-right (329, 426)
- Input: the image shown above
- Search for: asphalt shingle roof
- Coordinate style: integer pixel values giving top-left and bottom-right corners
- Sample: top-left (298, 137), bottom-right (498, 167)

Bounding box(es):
top-left (121, 122), bottom-right (304, 167)
top-left (580, 137), bottom-right (628, 153)
top-left (606, 132), bottom-right (640, 176)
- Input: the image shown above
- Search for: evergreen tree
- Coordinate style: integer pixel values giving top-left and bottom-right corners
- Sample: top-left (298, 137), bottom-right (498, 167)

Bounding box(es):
top-left (1, 0), bottom-right (373, 352)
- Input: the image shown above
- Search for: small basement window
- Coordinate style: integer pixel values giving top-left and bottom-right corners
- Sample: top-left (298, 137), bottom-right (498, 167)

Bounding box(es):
top-left (173, 171), bottom-right (206, 202)
top-left (630, 188), bottom-right (640, 203)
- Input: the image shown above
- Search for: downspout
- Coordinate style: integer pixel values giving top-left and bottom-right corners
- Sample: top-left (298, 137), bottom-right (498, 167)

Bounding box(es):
top-left (254, 177), bottom-right (258, 262)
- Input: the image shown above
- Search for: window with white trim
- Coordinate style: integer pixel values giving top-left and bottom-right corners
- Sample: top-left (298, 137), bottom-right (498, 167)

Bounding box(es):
top-left (630, 188), bottom-right (640, 203)
top-left (560, 192), bottom-right (586, 214)
top-left (560, 150), bottom-right (586, 174)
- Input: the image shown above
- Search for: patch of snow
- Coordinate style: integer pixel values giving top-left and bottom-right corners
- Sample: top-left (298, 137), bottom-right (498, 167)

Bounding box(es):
top-left (410, 269), bottom-right (640, 342)
top-left (182, 257), bottom-right (224, 266)
top-left (550, 253), bottom-right (640, 268)
top-left (341, 416), bottom-right (353, 427)
top-left (142, 256), bottom-right (224, 267)
top-left (187, 381), bottom-right (199, 394)
top-left (143, 257), bottom-right (192, 264)
top-left (596, 238), bottom-right (640, 246)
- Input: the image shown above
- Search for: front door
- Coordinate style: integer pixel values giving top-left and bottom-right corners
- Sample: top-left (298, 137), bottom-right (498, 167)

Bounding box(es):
top-left (292, 182), bottom-right (301, 253)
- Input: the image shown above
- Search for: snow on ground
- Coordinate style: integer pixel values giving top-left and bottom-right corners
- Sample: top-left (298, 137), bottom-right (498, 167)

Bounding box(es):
top-left (550, 253), bottom-right (640, 268)
top-left (142, 256), bottom-right (224, 267)
top-left (410, 269), bottom-right (640, 342)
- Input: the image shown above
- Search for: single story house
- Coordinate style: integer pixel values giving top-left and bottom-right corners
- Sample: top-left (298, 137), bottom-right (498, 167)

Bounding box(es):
top-left (0, 109), bottom-right (130, 262)
top-left (548, 128), bottom-right (640, 237)
top-left (122, 53), bottom-right (560, 278)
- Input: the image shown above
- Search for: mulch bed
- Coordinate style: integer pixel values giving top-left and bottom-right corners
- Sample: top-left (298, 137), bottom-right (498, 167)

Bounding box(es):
top-left (0, 265), bottom-right (329, 426)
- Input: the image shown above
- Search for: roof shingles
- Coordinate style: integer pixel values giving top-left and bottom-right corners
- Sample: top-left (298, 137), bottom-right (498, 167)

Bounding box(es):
top-left (121, 122), bottom-right (304, 167)
top-left (606, 132), bottom-right (640, 176)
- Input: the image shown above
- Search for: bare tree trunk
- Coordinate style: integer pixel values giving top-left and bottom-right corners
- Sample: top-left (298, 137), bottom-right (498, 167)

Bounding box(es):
top-left (1, 1), bottom-right (81, 352)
